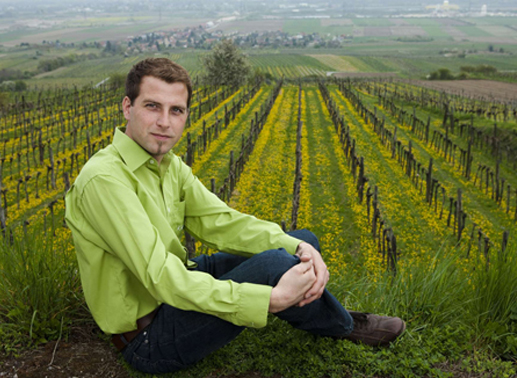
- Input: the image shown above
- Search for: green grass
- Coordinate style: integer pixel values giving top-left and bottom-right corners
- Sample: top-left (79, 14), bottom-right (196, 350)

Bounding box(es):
top-left (1, 83), bottom-right (516, 377)
top-left (193, 87), bottom-right (273, 188)
top-left (283, 19), bottom-right (322, 35)
top-left (28, 51), bottom-right (203, 88)
top-left (353, 56), bottom-right (399, 72)
top-left (301, 86), bottom-right (363, 258)
top-left (4, 24), bottom-right (517, 88)
top-left (249, 54), bottom-right (333, 77)
top-left (124, 244), bottom-right (517, 377)
top-left (356, 91), bottom-right (516, 243)
top-left (419, 26), bottom-right (452, 38)
top-left (0, 226), bottom-right (87, 353)
top-left (455, 26), bottom-right (493, 37)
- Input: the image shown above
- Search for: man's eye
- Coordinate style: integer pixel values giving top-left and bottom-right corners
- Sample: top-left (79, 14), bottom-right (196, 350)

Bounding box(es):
top-left (146, 103), bottom-right (157, 109)
top-left (173, 107), bottom-right (184, 114)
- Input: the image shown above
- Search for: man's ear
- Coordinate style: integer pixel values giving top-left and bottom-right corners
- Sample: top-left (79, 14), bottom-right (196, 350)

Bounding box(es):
top-left (122, 96), bottom-right (132, 121)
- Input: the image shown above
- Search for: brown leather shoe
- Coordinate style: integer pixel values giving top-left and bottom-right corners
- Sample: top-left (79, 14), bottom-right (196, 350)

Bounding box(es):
top-left (342, 311), bottom-right (406, 346)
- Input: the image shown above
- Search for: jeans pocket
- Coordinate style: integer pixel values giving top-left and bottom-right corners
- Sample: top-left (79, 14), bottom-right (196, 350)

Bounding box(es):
top-left (123, 326), bottom-right (188, 374)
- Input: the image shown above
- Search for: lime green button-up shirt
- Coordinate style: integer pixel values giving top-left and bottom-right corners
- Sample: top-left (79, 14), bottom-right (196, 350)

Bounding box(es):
top-left (65, 128), bottom-right (301, 335)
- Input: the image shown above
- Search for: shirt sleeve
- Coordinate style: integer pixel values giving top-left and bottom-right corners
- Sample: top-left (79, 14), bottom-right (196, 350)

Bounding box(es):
top-left (77, 174), bottom-right (273, 328)
top-left (178, 161), bottom-right (302, 257)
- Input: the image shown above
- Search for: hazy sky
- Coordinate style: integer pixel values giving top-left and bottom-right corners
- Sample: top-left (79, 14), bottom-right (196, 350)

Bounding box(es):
top-left (0, 0), bottom-right (496, 6)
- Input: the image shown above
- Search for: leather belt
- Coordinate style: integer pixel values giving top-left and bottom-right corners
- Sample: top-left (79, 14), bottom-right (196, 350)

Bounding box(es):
top-left (111, 308), bottom-right (159, 352)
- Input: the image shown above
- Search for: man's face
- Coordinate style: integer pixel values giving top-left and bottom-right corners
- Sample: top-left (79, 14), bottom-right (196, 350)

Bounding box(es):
top-left (122, 76), bottom-right (189, 164)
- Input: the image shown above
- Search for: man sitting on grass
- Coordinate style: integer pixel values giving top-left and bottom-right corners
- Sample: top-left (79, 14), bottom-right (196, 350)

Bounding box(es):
top-left (65, 57), bottom-right (405, 375)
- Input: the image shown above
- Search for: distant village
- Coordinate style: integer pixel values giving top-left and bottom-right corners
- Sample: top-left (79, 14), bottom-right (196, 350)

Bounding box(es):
top-left (49, 25), bottom-right (351, 54)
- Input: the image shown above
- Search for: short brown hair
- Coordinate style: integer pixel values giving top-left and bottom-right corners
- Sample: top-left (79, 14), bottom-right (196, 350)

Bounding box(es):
top-left (125, 58), bottom-right (192, 108)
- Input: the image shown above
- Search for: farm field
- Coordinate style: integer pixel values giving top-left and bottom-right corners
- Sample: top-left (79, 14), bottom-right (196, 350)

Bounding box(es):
top-left (4, 15), bottom-right (517, 45)
top-left (4, 44), bottom-right (514, 91)
top-left (3, 14), bottom-right (517, 93)
top-left (0, 18), bottom-right (210, 47)
top-left (208, 17), bottom-right (517, 43)
top-left (12, 49), bottom-right (517, 90)
top-left (0, 76), bottom-right (516, 377)
top-left (406, 79), bottom-right (517, 102)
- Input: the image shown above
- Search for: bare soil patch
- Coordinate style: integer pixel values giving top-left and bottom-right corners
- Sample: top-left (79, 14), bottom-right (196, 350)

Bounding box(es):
top-left (0, 327), bottom-right (130, 378)
top-left (390, 26), bottom-right (428, 37)
top-left (363, 27), bottom-right (392, 37)
top-left (0, 327), bottom-right (279, 378)
top-left (353, 28), bottom-right (364, 37)
top-left (213, 20), bottom-right (283, 33)
top-left (406, 79), bottom-right (517, 103)
top-left (434, 18), bottom-right (472, 27)
top-left (389, 19), bottom-right (410, 26)
top-left (442, 26), bottom-right (467, 39)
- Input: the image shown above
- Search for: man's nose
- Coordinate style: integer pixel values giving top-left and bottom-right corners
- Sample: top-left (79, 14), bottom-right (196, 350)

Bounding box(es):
top-left (156, 110), bottom-right (170, 127)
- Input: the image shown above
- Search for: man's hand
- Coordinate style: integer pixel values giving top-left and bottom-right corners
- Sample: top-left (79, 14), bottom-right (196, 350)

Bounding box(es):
top-left (295, 242), bottom-right (329, 307)
top-left (269, 260), bottom-right (316, 313)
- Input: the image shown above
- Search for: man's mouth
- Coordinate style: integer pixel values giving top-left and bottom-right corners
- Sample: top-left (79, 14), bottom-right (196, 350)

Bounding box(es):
top-left (151, 133), bottom-right (172, 141)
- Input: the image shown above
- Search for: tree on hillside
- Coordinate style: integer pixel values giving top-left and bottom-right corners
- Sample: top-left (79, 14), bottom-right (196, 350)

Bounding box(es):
top-left (428, 68), bottom-right (455, 80)
top-left (202, 39), bottom-right (251, 88)
top-left (109, 72), bottom-right (126, 89)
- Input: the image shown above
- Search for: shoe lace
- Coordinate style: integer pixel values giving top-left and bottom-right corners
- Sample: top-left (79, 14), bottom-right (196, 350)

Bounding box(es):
top-left (350, 312), bottom-right (369, 331)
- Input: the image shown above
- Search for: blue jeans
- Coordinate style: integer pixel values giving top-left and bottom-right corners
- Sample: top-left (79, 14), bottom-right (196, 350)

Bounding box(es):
top-left (122, 230), bottom-right (353, 374)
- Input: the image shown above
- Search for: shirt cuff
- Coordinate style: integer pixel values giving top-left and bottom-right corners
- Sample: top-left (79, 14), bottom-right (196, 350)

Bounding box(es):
top-left (278, 234), bottom-right (303, 255)
top-left (234, 282), bottom-right (272, 328)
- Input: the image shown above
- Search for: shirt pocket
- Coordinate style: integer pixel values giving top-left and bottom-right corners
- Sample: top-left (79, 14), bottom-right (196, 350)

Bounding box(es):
top-left (170, 200), bottom-right (185, 236)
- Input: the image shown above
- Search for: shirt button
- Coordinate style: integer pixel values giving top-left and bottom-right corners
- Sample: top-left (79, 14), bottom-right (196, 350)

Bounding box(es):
top-left (168, 207), bottom-right (171, 213)
top-left (149, 160), bottom-right (154, 164)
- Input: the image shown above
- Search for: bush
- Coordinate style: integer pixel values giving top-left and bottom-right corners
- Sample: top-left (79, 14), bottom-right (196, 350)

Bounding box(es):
top-left (427, 68), bottom-right (468, 80)
top-left (437, 68), bottom-right (455, 80)
top-left (14, 80), bottom-right (27, 91)
top-left (460, 64), bottom-right (498, 75)
top-left (109, 72), bottom-right (126, 89)
top-left (250, 68), bottom-right (274, 84)
top-left (476, 64), bottom-right (497, 74)
top-left (0, 81), bottom-right (15, 91)
top-left (202, 39), bottom-right (251, 88)
top-left (0, 92), bottom-right (8, 108)
top-left (428, 68), bottom-right (455, 80)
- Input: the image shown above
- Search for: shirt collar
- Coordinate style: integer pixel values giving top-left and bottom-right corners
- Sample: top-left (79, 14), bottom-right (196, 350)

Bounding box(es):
top-left (112, 127), bottom-right (173, 172)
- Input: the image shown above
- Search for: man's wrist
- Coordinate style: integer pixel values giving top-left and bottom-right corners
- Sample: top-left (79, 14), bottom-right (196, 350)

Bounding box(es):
top-left (295, 241), bottom-right (307, 255)
top-left (269, 287), bottom-right (281, 313)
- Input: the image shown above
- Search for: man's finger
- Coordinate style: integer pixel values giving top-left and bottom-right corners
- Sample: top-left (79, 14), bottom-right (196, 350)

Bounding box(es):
top-left (300, 259), bottom-right (313, 270)
top-left (298, 252), bottom-right (312, 262)
top-left (305, 281), bottom-right (324, 299)
top-left (305, 267), bottom-right (329, 298)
